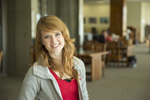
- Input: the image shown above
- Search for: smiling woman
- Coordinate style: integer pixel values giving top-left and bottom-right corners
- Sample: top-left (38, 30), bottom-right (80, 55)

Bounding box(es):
top-left (18, 15), bottom-right (89, 100)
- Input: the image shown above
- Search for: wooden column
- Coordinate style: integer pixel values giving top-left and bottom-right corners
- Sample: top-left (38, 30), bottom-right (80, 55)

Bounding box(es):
top-left (110, 0), bottom-right (127, 37)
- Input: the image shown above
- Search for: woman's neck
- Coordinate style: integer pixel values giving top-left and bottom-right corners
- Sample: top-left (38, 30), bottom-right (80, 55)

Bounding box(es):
top-left (49, 52), bottom-right (63, 66)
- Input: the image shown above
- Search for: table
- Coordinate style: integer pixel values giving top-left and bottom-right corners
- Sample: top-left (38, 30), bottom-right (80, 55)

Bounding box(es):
top-left (77, 50), bottom-right (108, 81)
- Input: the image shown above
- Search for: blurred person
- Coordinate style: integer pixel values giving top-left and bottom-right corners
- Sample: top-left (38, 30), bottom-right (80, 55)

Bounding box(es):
top-left (99, 30), bottom-right (112, 43)
top-left (18, 15), bottom-right (89, 100)
top-left (102, 30), bottom-right (112, 42)
top-left (98, 33), bottom-right (105, 43)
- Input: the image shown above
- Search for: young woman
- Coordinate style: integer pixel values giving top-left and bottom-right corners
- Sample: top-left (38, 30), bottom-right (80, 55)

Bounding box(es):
top-left (18, 15), bottom-right (89, 100)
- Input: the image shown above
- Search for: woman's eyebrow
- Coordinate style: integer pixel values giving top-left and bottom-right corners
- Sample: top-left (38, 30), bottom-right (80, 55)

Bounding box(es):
top-left (53, 31), bottom-right (61, 33)
top-left (43, 34), bottom-right (48, 36)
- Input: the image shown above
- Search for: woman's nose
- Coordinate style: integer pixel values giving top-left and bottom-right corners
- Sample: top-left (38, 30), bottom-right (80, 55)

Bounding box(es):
top-left (51, 36), bottom-right (57, 43)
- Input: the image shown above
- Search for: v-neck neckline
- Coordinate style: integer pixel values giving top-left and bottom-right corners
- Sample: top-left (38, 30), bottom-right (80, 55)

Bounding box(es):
top-left (49, 68), bottom-right (74, 83)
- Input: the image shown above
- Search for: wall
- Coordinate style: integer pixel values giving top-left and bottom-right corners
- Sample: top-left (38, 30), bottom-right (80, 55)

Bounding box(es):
top-left (141, 2), bottom-right (150, 41)
top-left (142, 2), bottom-right (150, 25)
top-left (127, 2), bottom-right (150, 42)
top-left (7, 0), bottom-right (32, 76)
top-left (84, 3), bottom-right (110, 34)
top-left (127, 2), bottom-right (141, 41)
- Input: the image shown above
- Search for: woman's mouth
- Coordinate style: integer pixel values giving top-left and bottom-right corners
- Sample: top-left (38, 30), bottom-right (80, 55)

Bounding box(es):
top-left (51, 44), bottom-right (60, 48)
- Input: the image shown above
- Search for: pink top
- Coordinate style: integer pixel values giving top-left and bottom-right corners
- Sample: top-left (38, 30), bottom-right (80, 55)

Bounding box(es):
top-left (106, 35), bottom-right (112, 42)
top-left (49, 69), bottom-right (79, 100)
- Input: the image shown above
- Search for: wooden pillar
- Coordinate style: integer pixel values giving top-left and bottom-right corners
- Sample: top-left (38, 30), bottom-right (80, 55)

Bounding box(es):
top-left (110, 0), bottom-right (127, 37)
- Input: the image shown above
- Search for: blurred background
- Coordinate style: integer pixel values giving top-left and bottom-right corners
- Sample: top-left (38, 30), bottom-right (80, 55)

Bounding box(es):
top-left (0, 0), bottom-right (150, 100)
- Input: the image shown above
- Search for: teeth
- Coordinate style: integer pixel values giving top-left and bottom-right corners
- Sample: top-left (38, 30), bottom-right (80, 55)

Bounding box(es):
top-left (52, 44), bottom-right (59, 47)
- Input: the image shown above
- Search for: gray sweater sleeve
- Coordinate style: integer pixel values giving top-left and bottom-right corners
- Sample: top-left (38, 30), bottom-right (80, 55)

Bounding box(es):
top-left (79, 60), bottom-right (89, 100)
top-left (18, 67), bottom-right (40, 100)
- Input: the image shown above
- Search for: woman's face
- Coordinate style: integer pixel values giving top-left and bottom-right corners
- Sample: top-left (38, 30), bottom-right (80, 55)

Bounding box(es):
top-left (103, 31), bottom-right (108, 37)
top-left (41, 30), bottom-right (65, 55)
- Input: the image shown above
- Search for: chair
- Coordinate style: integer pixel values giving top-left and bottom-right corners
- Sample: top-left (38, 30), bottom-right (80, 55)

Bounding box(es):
top-left (79, 40), bottom-right (97, 65)
top-left (94, 43), bottom-right (107, 76)
top-left (119, 36), bottom-right (133, 46)
top-left (0, 51), bottom-right (3, 72)
top-left (83, 40), bottom-right (97, 51)
top-left (30, 46), bottom-right (36, 65)
top-left (106, 41), bottom-right (122, 67)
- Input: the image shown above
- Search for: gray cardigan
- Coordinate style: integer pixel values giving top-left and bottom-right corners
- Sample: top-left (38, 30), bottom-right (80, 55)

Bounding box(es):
top-left (18, 56), bottom-right (89, 100)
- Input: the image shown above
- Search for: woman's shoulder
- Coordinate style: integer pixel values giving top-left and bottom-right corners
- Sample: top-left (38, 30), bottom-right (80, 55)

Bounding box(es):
top-left (73, 56), bottom-right (84, 65)
top-left (26, 62), bottom-right (49, 78)
top-left (73, 56), bottom-right (85, 71)
top-left (22, 63), bottom-right (40, 85)
top-left (27, 62), bottom-right (41, 73)
top-left (24, 62), bottom-right (40, 77)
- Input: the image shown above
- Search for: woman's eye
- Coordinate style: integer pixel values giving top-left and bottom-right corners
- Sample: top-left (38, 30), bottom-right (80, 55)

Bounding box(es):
top-left (45, 36), bottom-right (49, 39)
top-left (56, 33), bottom-right (60, 36)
